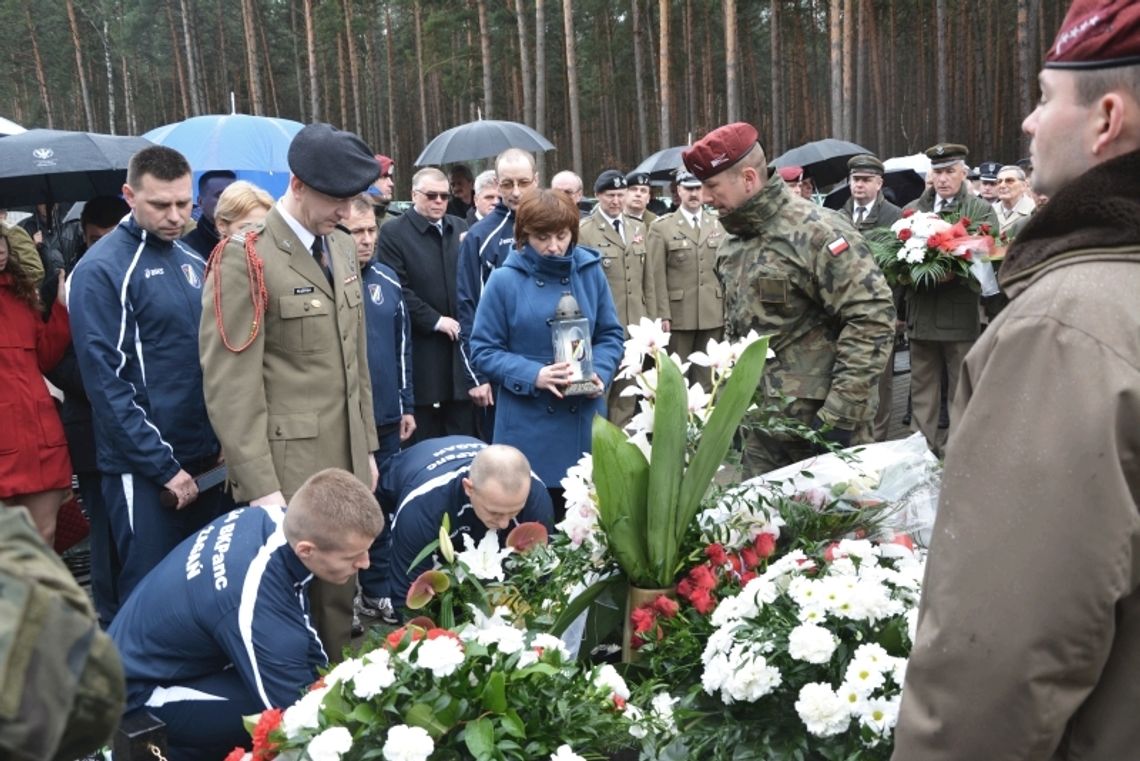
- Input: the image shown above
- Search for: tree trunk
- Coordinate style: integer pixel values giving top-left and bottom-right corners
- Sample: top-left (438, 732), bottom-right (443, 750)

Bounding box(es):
top-left (723, 0), bottom-right (738, 123)
top-left (178, 0), bottom-right (202, 115)
top-left (25, 5), bottom-right (54, 129)
top-left (535, 0), bottom-right (546, 179)
top-left (364, 18), bottom-right (384, 148)
top-left (121, 56), bottom-right (136, 134)
top-left (102, 20), bottom-right (116, 133)
top-left (343, 0), bottom-right (363, 134)
top-left (476, 0), bottom-right (494, 119)
top-left (828, 0), bottom-right (841, 138)
top-left (513, 0), bottom-right (533, 126)
top-left (303, 0), bottom-right (320, 121)
top-left (165, 1), bottom-right (191, 120)
top-left (865, 0), bottom-right (885, 154)
top-left (386, 7), bottom-right (399, 168)
top-left (290, 0), bottom-right (306, 120)
top-left (254, 1), bottom-right (281, 115)
top-left (684, 0), bottom-right (695, 138)
top-left (562, 0), bottom-right (583, 176)
top-left (66, 0), bottom-right (96, 130)
top-left (658, 0), bottom-right (671, 148)
top-left (1017, 0), bottom-right (1033, 146)
top-left (770, 0), bottom-right (780, 155)
top-left (842, 0), bottom-right (854, 137)
top-left (632, 0), bottom-right (649, 158)
top-left (413, 0), bottom-right (429, 147)
top-left (936, 0), bottom-right (949, 139)
top-left (336, 34), bottom-right (349, 129)
top-left (241, 0), bottom-right (264, 114)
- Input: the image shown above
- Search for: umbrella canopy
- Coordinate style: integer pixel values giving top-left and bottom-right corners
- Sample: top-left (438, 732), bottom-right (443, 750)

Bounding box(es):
top-left (0, 129), bottom-right (152, 207)
top-left (631, 145), bottom-right (689, 182)
top-left (415, 119), bottom-right (554, 166)
top-left (144, 113), bottom-right (305, 200)
top-left (823, 168), bottom-right (927, 211)
top-left (771, 138), bottom-right (872, 189)
top-left (0, 116), bottom-right (26, 136)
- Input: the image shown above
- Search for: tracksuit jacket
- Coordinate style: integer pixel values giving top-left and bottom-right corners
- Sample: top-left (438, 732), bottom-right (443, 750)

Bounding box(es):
top-left (456, 203), bottom-right (516, 386)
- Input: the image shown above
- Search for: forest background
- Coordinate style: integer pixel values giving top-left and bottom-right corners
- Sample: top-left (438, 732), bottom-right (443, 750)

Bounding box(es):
top-left (0, 0), bottom-right (1070, 196)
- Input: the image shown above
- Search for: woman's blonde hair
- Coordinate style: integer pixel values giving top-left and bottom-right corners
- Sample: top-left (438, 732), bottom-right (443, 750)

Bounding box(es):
top-left (214, 180), bottom-right (274, 229)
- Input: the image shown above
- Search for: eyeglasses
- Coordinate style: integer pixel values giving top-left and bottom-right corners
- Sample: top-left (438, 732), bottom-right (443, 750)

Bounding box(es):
top-left (498, 177), bottom-right (536, 191)
top-left (414, 190), bottom-right (451, 201)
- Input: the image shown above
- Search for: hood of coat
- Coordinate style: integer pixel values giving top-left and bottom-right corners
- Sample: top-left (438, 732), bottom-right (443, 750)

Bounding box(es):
top-left (1000, 149), bottom-right (1140, 291)
top-left (502, 243), bottom-right (602, 279)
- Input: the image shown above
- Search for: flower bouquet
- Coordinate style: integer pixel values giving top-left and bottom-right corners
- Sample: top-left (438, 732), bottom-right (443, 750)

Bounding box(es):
top-left (865, 209), bottom-right (998, 293)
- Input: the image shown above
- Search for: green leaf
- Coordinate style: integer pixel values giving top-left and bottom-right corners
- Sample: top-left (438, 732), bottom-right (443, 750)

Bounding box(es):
top-left (407, 538), bottom-right (442, 575)
top-left (646, 348), bottom-right (688, 586)
top-left (675, 337), bottom-right (769, 551)
top-left (464, 716), bottom-right (495, 760)
top-left (591, 414), bottom-right (651, 581)
top-left (501, 709), bottom-right (527, 739)
top-left (348, 702), bottom-right (377, 724)
top-left (548, 573), bottom-right (623, 636)
top-left (481, 670), bottom-right (508, 714)
top-left (405, 702), bottom-right (449, 739)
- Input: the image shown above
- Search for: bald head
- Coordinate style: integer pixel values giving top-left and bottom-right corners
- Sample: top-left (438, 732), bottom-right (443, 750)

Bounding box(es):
top-left (468, 445), bottom-right (531, 494)
top-left (496, 148), bottom-right (537, 175)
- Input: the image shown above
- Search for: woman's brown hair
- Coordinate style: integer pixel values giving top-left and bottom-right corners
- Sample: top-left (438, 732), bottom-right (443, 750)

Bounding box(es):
top-left (514, 189), bottom-right (580, 251)
top-left (0, 230), bottom-right (43, 312)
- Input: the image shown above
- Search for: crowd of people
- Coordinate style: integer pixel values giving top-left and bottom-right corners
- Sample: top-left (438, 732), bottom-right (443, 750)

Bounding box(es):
top-left (0, 0), bottom-right (1137, 758)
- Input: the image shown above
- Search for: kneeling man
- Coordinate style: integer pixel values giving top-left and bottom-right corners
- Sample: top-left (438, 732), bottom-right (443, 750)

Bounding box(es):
top-left (108, 469), bottom-right (382, 761)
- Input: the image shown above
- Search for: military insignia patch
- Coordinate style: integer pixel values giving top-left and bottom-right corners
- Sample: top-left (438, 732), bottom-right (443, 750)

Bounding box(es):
top-left (368, 283), bottom-right (383, 305)
top-left (827, 237), bottom-right (850, 256)
top-left (180, 263), bottom-right (201, 289)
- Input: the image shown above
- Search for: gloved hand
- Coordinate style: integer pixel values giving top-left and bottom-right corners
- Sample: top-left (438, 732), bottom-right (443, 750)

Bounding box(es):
top-left (811, 416), bottom-right (853, 453)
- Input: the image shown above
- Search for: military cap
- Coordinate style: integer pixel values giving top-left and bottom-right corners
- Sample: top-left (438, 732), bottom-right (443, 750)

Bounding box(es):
top-left (847, 154), bottom-right (885, 175)
top-left (977, 161), bottom-right (1002, 181)
top-left (594, 169), bottom-right (627, 194)
top-left (682, 122), bottom-right (759, 181)
top-left (288, 123), bottom-right (380, 198)
top-left (777, 166), bottom-right (804, 183)
top-left (1016, 157), bottom-right (1033, 172)
top-left (1046, 0), bottom-right (1140, 69)
top-left (376, 154), bottom-right (395, 176)
top-left (674, 169), bottom-right (702, 188)
top-left (924, 143), bottom-right (969, 169)
top-left (625, 171), bottom-right (652, 187)
top-left (967, 166), bottom-right (981, 181)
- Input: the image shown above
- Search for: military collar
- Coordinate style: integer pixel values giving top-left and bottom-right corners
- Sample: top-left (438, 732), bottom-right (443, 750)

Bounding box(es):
top-left (719, 176), bottom-right (794, 237)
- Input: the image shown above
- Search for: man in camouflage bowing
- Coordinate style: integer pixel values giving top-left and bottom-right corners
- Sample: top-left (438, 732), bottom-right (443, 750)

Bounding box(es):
top-left (682, 123), bottom-right (895, 477)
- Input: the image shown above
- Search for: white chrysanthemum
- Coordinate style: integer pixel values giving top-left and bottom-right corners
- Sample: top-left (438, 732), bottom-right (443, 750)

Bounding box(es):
top-left (415, 635), bottom-right (466, 678)
top-left (592, 663), bottom-right (630, 700)
top-left (710, 591), bottom-right (758, 627)
top-left (842, 581), bottom-right (894, 622)
top-left (844, 658), bottom-right (887, 695)
top-left (892, 656), bottom-right (908, 688)
top-left (281, 686), bottom-right (328, 737)
top-left (306, 726), bottom-right (353, 761)
top-left (701, 652), bottom-right (732, 695)
top-left (352, 658), bottom-right (396, 699)
top-left (549, 744), bottom-right (587, 761)
top-left (702, 627), bottom-right (735, 664)
top-left (456, 531), bottom-right (512, 582)
top-left (836, 681), bottom-right (866, 713)
top-left (723, 654), bottom-right (782, 703)
top-left (858, 695), bottom-right (901, 735)
top-left (650, 692), bottom-right (680, 735)
top-left (529, 633), bottom-right (571, 661)
top-left (787, 623), bottom-right (838, 664)
top-left (836, 538), bottom-right (878, 559)
top-left (323, 656), bottom-right (364, 687)
top-left (852, 643), bottom-right (892, 669)
top-left (382, 724), bottom-right (434, 761)
top-left (795, 682), bottom-right (851, 737)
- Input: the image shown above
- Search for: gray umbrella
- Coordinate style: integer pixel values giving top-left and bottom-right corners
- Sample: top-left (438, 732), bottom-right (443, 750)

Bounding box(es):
top-left (631, 145), bottom-right (689, 182)
top-left (771, 138), bottom-right (872, 189)
top-left (0, 129), bottom-right (152, 207)
top-left (414, 119), bottom-right (554, 166)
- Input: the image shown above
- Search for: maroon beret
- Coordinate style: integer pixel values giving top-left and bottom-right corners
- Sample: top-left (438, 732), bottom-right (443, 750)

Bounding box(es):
top-left (1045, 0), bottom-right (1140, 69)
top-left (375, 154), bottom-right (394, 176)
top-left (777, 166), bottom-right (804, 183)
top-left (682, 122), bottom-right (759, 181)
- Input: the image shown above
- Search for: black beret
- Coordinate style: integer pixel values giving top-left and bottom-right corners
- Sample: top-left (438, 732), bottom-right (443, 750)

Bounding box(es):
top-left (924, 142), bottom-right (969, 169)
top-left (847, 154), bottom-right (884, 175)
top-left (625, 171), bottom-right (651, 187)
top-left (594, 169), bottom-right (627, 194)
top-left (288, 123), bottom-right (380, 198)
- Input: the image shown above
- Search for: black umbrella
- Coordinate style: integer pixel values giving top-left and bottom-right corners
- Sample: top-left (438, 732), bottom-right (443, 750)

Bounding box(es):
top-left (414, 119), bottom-right (554, 166)
top-left (823, 168), bottom-right (926, 211)
top-left (631, 145), bottom-right (689, 182)
top-left (0, 129), bottom-right (152, 207)
top-left (771, 138), bottom-right (872, 189)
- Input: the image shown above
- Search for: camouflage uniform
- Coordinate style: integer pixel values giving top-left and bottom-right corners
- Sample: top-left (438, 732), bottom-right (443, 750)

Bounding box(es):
top-left (718, 177), bottom-right (895, 477)
top-left (0, 504), bottom-right (125, 761)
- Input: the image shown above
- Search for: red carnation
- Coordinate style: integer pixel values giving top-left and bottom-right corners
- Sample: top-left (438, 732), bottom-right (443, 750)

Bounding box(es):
top-left (740, 571), bottom-right (758, 585)
top-left (689, 587), bottom-right (717, 614)
top-left (901, 208), bottom-right (916, 218)
top-left (676, 577), bottom-right (695, 599)
top-left (653, 595), bottom-right (680, 618)
top-left (308, 677), bottom-right (326, 692)
top-left (689, 563), bottom-right (718, 590)
top-left (740, 546), bottom-right (759, 569)
top-left (888, 532), bottom-right (915, 550)
top-left (705, 543), bottom-right (728, 566)
top-left (979, 223), bottom-right (992, 236)
top-left (897, 228), bottom-right (913, 242)
top-left (251, 708), bottom-right (282, 761)
top-left (754, 533), bottom-right (777, 560)
top-left (630, 606), bottom-right (658, 634)
top-left (960, 216), bottom-right (972, 227)
top-left (427, 628), bottom-right (460, 641)
top-left (823, 542), bottom-right (842, 563)
top-left (224, 749), bottom-right (248, 761)
top-left (612, 694), bottom-right (627, 710)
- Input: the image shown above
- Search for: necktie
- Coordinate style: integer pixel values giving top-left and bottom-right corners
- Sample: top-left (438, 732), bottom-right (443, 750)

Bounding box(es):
top-left (689, 213), bottom-right (699, 229)
top-left (311, 236), bottom-right (332, 284)
top-left (854, 207), bottom-right (866, 225)
top-left (612, 218), bottom-right (622, 238)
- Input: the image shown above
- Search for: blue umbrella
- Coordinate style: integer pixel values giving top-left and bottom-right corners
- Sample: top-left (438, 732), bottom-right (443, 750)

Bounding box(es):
top-left (143, 114), bottom-right (305, 200)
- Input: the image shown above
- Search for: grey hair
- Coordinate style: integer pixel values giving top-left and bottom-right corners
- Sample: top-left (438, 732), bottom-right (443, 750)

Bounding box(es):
top-left (998, 165), bottom-right (1026, 181)
top-left (474, 169), bottom-right (498, 195)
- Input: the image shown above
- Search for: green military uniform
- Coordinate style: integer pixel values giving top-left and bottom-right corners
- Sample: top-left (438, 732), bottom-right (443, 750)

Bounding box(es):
top-left (2, 223), bottom-right (43, 287)
top-left (0, 505), bottom-right (124, 761)
top-left (630, 210), bottom-right (658, 227)
top-left (199, 207), bottom-right (379, 657)
top-left (718, 177), bottom-right (896, 477)
top-left (903, 183), bottom-right (998, 456)
top-left (579, 207), bottom-right (659, 428)
top-left (646, 207), bottom-right (726, 388)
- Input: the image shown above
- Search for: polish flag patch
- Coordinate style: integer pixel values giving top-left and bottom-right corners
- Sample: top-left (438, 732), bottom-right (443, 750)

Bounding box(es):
top-left (827, 237), bottom-right (849, 256)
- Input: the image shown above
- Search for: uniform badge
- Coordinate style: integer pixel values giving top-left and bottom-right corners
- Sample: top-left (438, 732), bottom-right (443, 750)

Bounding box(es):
top-left (827, 237), bottom-right (850, 256)
top-left (180, 263), bottom-right (202, 289)
top-left (294, 286), bottom-right (315, 295)
top-left (343, 273), bottom-right (359, 285)
top-left (368, 283), bottom-right (384, 305)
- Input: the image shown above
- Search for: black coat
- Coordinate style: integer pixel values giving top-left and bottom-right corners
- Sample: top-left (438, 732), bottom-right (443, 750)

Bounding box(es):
top-left (377, 208), bottom-right (470, 405)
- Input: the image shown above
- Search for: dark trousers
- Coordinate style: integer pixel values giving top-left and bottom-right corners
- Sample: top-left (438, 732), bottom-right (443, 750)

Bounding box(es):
top-left (410, 400), bottom-right (476, 444)
top-left (78, 470), bottom-right (119, 627)
top-left (144, 669), bottom-right (264, 761)
top-left (360, 423), bottom-right (402, 600)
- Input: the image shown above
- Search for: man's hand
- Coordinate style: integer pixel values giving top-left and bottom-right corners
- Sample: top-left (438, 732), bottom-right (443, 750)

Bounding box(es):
top-left (369, 453), bottom-right (379, 491)
top-left (164, 469), bottom-right (199, 510)
top-left (468, 383), bottom-right (494, 407)
top-left (250, 491), bottom-right (286, 507)
top-left (811, 416), bottom-right (854, 453)
top-left (435, 316), bottom-right (461, 341)
top-left (399, 414), bottom-right (417, 442)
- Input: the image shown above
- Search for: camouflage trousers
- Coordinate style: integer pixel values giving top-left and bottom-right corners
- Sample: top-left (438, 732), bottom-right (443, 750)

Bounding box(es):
top-left (740, 397), bottom-right (872, 479)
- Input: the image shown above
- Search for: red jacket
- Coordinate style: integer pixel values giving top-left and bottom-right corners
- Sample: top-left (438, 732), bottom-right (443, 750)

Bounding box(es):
top-left (0, 274), bottom-right (71, 497)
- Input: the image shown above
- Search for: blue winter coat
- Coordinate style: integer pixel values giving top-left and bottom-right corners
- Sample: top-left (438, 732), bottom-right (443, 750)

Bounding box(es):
top-left (362, 261), bottom-right (414, 427)
top-left (470, 244), bottom-right (624, 486)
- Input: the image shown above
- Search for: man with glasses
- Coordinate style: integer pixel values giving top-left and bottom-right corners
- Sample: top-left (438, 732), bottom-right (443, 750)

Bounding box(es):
top-left (456, 149), bottom-right (538, 439)
top-left (379, 167), bottom-right (475, 442)
top-left (992, 165), bottom-right (1036, 237)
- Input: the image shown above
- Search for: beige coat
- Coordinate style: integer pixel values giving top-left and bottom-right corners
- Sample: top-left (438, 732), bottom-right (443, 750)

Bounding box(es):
top-left (199, 208), bottom-right (378, 501)
top-left (894, 236), bottom-right (1140, 758)
top-left (578, 208), bottom-right (658, 331)
top-left (646, 210), bottom-right (725, 331)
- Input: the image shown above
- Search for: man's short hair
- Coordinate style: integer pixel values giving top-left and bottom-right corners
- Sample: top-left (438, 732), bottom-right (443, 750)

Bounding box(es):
top-left (449, 164), bottom-right (475, 182)
top-left (729, 144), bottom-right (769, 178)
top-left (1074, 63), bottom-right (1140, 105)
top-left (198, 169), bottom-right (237, 195)
top-left (412, 167), bottom-right (448, 191)
top-left (284, 468), bottom-right (383, 550)
top-left (551, 170), bottom-right (583, 193)
top-left (495, 148), bottom-right (537, 174)
top-left (468, 445), bottom-right (531, 495)
top-left (80, 195), bottom-right (129, 230)
top-left (349, 194), bottom-right (374, 216)
top-left (127, 146), bottom-right (191, 188)
top-left (474, 170), bottom-right (498, 195)
top-left (998, 165), bottom-right (1027, 181)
